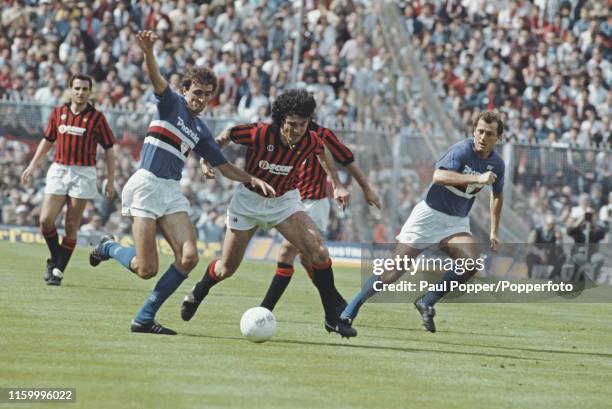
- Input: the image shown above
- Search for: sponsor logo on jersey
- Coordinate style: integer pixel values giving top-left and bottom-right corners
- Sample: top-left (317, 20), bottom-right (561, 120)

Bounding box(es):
top-left (176, 117), bottom-right (200, 143)
top-left (58, 124), bottom-right (86, 136)
top-left (259, 160), bottom-right (293, 175)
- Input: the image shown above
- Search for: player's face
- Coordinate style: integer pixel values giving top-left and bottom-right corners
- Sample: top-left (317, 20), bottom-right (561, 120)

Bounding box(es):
top-left (280, 115), bottom-right (309, 146)
top-left (70, 79), bottom-right (91, 106)
top-left (473, 120), bottom-right (499, 155)
top-left (184, 82), bottom-right (215, 114)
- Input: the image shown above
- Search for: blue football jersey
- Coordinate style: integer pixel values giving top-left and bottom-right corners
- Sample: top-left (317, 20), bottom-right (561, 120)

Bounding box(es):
top-left (140, 87), bottom-right (227, 180)
top-left (425, 138), bottom-right (505, 217)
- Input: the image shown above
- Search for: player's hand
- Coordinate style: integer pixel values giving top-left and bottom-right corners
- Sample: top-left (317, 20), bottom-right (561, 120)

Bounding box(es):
top-left (136, 30), bottom-right (157, 53)
top-left (490, 234), bottom-right (500, 251)
top-left (250, 177), bottom-right (276, 197)
top-left (200, 158), bottom-right (216, 179)
top-left (105, 179), bottom-right (115, 199)
top-left (334, 185), bottom-right (350, 210)
top-left (478, 171), bottom-right (497, 185)
top-left (364, 187), bottom-right (381, 209)
top-left (20, 165), bottom-right (34, 186)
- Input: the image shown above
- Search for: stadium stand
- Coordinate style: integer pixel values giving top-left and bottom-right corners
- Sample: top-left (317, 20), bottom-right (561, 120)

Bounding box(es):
top-left (0, 0), bottom-right (610, 243)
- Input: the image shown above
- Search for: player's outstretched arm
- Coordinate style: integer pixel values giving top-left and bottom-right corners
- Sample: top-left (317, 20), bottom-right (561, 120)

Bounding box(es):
top-left (137, 30), bottom-right (168, 95)
top-left (489, 191), bottom-right (503, 251)
top-left (216, 163), bottom-right (276, 197)
top-left (345, 162), bottom-right (381, 209)
top-left (317, 147), bottom-right (350, 209)
top-left (214, 127), bottom-right (232, 149)
top-left (20, 139), bottom-right (54, 186)
top-left (433, 169), bottom-right (496, 187)
top-left (103, 147), bottom-right (116, 199)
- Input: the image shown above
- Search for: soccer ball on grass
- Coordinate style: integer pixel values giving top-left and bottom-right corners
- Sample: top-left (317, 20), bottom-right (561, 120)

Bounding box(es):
top-left (240, 307), bottom-right (277, 343)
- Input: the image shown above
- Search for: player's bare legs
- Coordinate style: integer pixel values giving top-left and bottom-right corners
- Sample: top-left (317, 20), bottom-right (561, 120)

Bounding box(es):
top-left (48, 196), bottom-right (87, 282)
top-left (181, 226), bottom-right (258, 321)
top-left (158, 212), bottom-right (199, 275)
top-left (128, 212), bottom-right (201, 334)
top-left (415, 232), bottom-right (477, 333)
top-left (341, 243), bottom-right (423, 323)
top-left (275, 212), bottom-right (356, 337)
top-left (39, 194), bottom-right (66, 282)
top-left (131, 216), bottom-right (159, 278)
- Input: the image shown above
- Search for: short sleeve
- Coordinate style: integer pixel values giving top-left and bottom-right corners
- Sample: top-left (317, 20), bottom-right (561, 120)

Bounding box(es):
top-left (44, 109), bottom-right (57, 142)
top-left (229, 123), bottom-right (257, 146)
top-left (435, 147), bottom-right (464, 171)
top-left (96, 113), bottom-right (115, 149)
top-left (193, 125), bottom-right (228, 167)
top-left (155, 86), bottom-right (182, 116)
top-left (323, 128), bottom-right (354, 166)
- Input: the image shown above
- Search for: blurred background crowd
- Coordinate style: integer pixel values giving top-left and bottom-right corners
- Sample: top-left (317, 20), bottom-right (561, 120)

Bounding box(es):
top-left (0, 0), bottom-right (610, 245)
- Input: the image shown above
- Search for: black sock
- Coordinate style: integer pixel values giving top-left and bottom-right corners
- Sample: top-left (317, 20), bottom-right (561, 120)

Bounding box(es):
top-left (193, 260), bottom-right (220, 299)
top-left (41, 225), bottom-right (60, 263)
top-left (261, 263), bottom-right (294, 311)
top-left (311, 260), bottom-right (340, 322)
top-left (55, 237), bottom-right (76, 272)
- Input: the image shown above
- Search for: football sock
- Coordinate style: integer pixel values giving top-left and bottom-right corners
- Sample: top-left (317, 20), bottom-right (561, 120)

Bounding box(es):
top-left (55, 237), bottom-right (76, 272)
top-left (193, 259), bottom-right (221, 299)
top-left (260, 263), bottom-right (294, 311)
top-left (311, 259), bottom-right (341, 322)
top-left (421, 268), bottom-right (471, 307)
top-left (306, 269), bottom-right (346, 308)
top-left (104, 242), bottom-right (136, 271)
top-left (134, 264), bottom-right (187, 324)
top-left (341, 274), bottom-right (380, 320)
top-left (41, 225), bottom-right (60, 263)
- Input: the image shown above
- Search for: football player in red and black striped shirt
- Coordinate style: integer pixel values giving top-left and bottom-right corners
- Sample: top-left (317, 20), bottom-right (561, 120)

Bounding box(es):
top-left (260, 120), bottom-right (381, 313)
top-left (181, 89), bottom-right (358, 337)
top-left (21, 74), bottom-right (116, 286)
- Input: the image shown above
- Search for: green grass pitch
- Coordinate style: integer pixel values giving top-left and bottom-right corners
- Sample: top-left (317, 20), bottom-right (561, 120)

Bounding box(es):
top-left (1, 242), bottom-right (612, 409)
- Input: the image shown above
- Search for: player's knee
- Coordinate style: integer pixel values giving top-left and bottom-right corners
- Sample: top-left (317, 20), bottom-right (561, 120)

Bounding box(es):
top-left (39, 218), bottom-right (55, 231)
top-left (310, 245), bottom-right (329, 265)
top-left (216, 262), bottom-right (237, 279)
top-left (137, 265), bottom-right (158, 279)
top-left (178, 252), bottom-right (199, 273)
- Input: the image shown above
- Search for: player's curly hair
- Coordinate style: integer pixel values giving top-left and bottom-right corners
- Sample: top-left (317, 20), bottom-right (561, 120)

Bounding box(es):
top-left (473, 111), bottom-right (504, 136)
top-left (182, 67), bottom-right (218, 91)
top-left (271, 89), bottom-right (316, 127)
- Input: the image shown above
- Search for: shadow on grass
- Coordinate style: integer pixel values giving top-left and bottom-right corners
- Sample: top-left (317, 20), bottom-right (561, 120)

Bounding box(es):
top-left (179, 331), bottom-right (534, 361)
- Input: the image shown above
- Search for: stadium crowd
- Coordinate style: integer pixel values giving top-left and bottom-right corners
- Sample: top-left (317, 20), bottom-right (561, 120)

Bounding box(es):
top-left (0, 0), bottom-right (610, 243)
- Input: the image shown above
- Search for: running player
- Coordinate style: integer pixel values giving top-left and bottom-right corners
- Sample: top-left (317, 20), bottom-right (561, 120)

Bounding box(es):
top-left (341, 111), bottom-right (505, 333)
top-left (89, 31), bottom-right (273, 335)
top-left (260, 120), bottom-right (381, 312)
top-left (181, 89), bottom-right (357, 337)
top-left (21, 74), bottom-right (115, 286)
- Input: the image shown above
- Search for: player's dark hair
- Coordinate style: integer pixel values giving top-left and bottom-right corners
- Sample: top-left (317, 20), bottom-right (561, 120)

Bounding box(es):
top-left (473, 111), bottom-right (504, 136)
top-left (271, 89), bottom-right (316, 127)
top-left (182, 67), bottom-right (218, 91)
top-left (69, 74), bottom-right (93, 89)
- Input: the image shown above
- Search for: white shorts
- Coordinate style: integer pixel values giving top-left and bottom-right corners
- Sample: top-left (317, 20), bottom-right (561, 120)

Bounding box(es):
top-left (121, 169), bottom-right (189, 219)
top-left (303, 198), bottom-right (330, 233)
top-left (396, 201), bottom-right (471, 249)
top-left (44, 163), bottom-right (97, 199)
top-left (226, 184), bottom-right (304, 231)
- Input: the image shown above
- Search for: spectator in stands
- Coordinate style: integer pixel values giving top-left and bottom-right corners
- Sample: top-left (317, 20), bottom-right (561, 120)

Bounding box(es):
top-left (525, 214), bottom-right (565, 278)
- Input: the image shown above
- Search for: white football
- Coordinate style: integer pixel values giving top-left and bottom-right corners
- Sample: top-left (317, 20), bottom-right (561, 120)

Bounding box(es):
top-left (240, 307), bottom-right (277, 343)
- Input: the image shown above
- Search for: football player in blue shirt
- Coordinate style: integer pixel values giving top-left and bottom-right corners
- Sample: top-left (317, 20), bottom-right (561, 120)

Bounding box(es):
top-left (89, 31), bottom-right (274, 335)
top-left (341, 111), bottom-right (505, 332)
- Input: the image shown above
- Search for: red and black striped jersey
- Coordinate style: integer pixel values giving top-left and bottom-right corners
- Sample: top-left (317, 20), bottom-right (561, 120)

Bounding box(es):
top-left (44, 103), bottom-right (115, 167)
top-left (229, 122), bottom-right (323, 197)
top-left (297, 121), bottom-right (354, 200)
